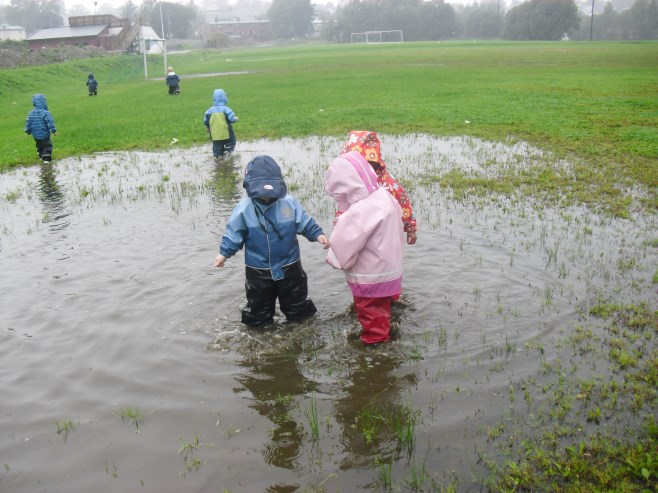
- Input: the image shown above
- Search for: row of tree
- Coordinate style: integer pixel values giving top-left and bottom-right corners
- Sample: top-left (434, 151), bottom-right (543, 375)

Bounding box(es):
top-left (272, 0), bottom-right (657, 42)
top-left (1, 0), bottom-right (655, 44)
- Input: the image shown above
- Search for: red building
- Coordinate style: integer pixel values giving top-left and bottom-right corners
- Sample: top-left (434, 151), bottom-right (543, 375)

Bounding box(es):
top-left (25, 15), bottom-right (138, 52)
top-left (198, 20), bottom-right (272, 45)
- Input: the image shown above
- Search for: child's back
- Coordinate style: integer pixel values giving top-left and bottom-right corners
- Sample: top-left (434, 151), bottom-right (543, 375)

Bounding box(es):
top-left (86, 73), bottom-right (98, 95)
top-left (203, 89), bottom-right (238, 160)
top-left (324, 151), bottom-right (404, 344)
top-left (25, 94), bottom-right (57, 163)
top-left (214, 155), bottom-right (328, 325)
top-left (325, 151), bottom-right (403, 297)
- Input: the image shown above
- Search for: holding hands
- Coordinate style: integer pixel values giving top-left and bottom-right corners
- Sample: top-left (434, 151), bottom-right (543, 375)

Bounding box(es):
top-left (317, 234), bottom-right (330, 249)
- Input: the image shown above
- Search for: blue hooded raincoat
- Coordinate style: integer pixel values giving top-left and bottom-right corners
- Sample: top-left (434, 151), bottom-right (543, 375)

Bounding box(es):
top-left (203, 89), bottom-right (238, 141)
top-left (219, 156), bottom-right (324, 280)
top-left (25, 94), bottom-right (56, 139)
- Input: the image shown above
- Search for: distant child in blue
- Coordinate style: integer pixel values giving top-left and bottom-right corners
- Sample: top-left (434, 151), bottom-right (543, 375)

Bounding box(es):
top-left (203, 89), bottom-right (239, 161)
top-left (86, 73), bottom-right (98, 96)
top-left (25, 94), bottom-right (57, 163)
top-left (165, 66), bottom-right (180, 95)
top-left (213, 155), bottom-right (329, 326)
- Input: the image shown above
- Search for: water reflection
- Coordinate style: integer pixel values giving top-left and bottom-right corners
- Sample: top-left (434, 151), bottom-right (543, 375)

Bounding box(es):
top-left (333, 349), bottom-right (417, 469)
top-left (234, 332), bottom-right (317, 471)
top-left (1, 138), bottom-right (655, 492)
top-left (38, 162), bottom-right (70, 231)
top-left (209, 160), bottom-right (242, 209)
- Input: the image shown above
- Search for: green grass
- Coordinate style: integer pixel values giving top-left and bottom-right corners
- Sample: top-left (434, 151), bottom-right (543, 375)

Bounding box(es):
top-left (484, 303), bottom-right (658, 492)
top-left (2, 42), bottom-right (656, 204)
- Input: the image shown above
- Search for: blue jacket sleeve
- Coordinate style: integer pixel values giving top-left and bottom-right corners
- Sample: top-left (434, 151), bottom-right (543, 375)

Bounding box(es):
top-left (219, 204), bottom-right (248, 257)
top-left (292, 197), bottom-right (323, 242)
top-left (225, 108), bottom-right (238, 123)
top-left (45, 112), bottom-right (56, 134)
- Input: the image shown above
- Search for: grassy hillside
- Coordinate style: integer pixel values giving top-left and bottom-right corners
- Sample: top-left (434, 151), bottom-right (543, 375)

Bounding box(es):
top-left (1, 41), bottom-right (656, 211)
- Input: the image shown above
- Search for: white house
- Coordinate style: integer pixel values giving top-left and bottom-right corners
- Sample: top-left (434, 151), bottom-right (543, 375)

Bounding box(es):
top-left (0, 24), bottom-right (26, 41)
top-left (138, 25), bottom-right (165, 54)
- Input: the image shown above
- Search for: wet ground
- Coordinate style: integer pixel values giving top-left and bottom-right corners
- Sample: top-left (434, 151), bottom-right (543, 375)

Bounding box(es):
top-left (1, 135), bottom-right (656, 492)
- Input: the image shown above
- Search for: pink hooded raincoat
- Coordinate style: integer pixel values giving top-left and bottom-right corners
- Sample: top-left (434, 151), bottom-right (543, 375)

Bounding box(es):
top-left (324, 151), bottom-right (404, 298)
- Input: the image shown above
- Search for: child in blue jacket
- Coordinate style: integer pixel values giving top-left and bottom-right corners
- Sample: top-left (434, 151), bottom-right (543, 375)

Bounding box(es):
top-left (203, 89), bottom-right (239, 161)
top-left (25, 94), bottom-right (57, 163)
top-left (213, 155), bottom-right (329, 326)
top-left (86, 73), bottom-right (98, 96)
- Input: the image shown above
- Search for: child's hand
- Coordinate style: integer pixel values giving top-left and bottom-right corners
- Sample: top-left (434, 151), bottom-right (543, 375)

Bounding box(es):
top-left (406, 231), bottom-right (417, 245)
top-left (317, 235), bottom-right (330, 249)
top-left (214, 254), bottom-right (227, 268)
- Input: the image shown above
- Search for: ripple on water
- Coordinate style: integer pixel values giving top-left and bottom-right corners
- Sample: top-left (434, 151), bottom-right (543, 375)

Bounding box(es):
top-left (0, 135), bottom-right (655, 492)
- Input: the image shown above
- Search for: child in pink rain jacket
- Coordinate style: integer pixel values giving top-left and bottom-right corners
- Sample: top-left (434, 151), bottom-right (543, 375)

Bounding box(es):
top-left (342, 130), bottom-right (417, 245)
top-left (324, 151), bottom-right (404, 345)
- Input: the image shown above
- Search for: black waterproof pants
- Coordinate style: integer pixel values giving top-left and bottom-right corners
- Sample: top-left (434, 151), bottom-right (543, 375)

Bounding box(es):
top-left (241, 260), bottom-right (317, 326)
top-left (35, 137), bottom-right (53, 162)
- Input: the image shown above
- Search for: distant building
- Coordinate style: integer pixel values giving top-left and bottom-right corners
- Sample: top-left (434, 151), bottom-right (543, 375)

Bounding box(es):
top-left (0, 24), bottom-right (27, 41)
top-left (198, 20), bottom-right (272, 44)
top-left (24, 15), bottom-right (140, 52)
top-left (127, 25), bottom-right (165, 54)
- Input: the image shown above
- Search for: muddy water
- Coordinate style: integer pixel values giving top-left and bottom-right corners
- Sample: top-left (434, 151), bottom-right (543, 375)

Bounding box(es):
top-left (0, 135), bottom-right (655, 492)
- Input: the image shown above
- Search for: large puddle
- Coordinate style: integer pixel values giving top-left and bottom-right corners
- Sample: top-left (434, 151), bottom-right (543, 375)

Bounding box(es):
top-left (1, 135), bottom-right (655, 492)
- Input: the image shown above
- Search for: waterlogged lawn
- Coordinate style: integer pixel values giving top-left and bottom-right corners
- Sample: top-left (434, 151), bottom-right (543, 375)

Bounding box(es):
top-left (1, 41), bottom-right (656, 215)
top-left (0, 135), bottom-right (655, 492)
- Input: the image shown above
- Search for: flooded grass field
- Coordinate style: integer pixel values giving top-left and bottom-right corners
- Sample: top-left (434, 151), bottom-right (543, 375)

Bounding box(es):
top-left (1, 135), bottom-right (656, 492)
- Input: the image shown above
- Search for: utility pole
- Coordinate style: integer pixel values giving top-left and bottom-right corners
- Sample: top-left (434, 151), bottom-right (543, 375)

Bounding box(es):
top-left (590, 0), bottom-right (595, 40)
top-left (159, 1), bottom-right (166, 75)
top-left (159, 2), bottom-right (165, 40)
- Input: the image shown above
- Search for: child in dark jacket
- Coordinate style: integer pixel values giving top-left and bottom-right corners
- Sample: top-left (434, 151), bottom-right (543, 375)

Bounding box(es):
top-left (86, 73), bottom-right (98, 96)
top-left (25, 94), bottom-right (57, 163)
top-left (203, 89), bottom-right (239, 161)
top-left (165, 67), bottom-right (180, 95)
top-left (213, 155), bottom-right (329, 326)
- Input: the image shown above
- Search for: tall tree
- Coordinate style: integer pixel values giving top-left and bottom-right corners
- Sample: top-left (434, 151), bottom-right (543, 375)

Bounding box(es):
top-left (268, 0), bottom-right (315, 39)
top-left (327, 0), bottom-right (457, 42)
top-left (505, 0), bottom-right (580, 39)
top-left (121, 0), bottom-right (138, 22)
top-left (417, 0), bottom-right (459, 39)
top-left (145, 1), bottom-right (198, 38)
top-left (629, 0), bottom-right (658, 38)
top-left (5, 0), bottom-right (63, 34)
top-left (462, 3), bottom-right (504, 38)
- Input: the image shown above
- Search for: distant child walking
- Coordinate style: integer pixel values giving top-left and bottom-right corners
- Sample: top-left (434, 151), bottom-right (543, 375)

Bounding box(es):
top-left (342, 130), bottom-right (418, 245)
top-left (165, 66), bottom-right (180, 95)
top-left (203, 89), bottom-right (239, 161)
top-left (324, 151), bottom-right (404, 345)
top-left (214, 155), bottom-right (329, 326)
top-left (86, 72), bottom-right (98, 96)
top-left (24, 93), bottom-right (57, 163)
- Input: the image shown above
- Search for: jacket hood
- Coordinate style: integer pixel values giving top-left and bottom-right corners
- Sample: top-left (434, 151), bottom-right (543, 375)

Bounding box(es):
top-left (243, 155), bottom-right (288, 199)
top-left (324, 151), bottom-right (379, 212)
top-left (212, 89), bottom-right (227, 106)
top-left (32, 94), bottom-right (48, 110)
top-left (341, 130), bottom-right (386, 169)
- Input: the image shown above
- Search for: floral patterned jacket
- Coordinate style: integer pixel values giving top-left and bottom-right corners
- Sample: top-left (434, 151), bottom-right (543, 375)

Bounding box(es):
top-left (341, 130), bottom-right (417, 234)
